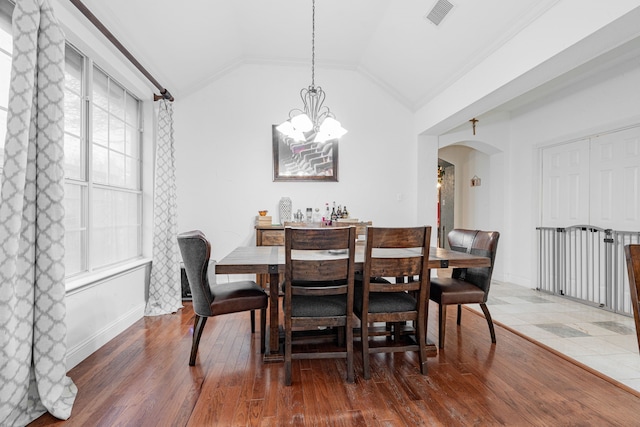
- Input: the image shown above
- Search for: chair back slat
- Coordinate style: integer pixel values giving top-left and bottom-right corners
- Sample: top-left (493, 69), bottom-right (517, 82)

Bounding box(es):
top-left (367, 227), bottom-right (427, 249)
top-left (291, 258), bottom-right (350, 282)
top-left (369, 256), bottom-right (424, 279)
top-left (370, 281), bottom-right (420, 293)
top-left (288, 227), bottom-right (351, 250)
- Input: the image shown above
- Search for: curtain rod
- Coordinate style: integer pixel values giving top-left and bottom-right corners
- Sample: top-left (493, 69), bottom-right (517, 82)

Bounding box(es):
top-left (69, 0), bottom-right (174, 101)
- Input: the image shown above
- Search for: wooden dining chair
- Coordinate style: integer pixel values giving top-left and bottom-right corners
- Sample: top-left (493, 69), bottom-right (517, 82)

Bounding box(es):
top-left (354, 226), bottom-right (432, 380)
top-left (429, 229), bottom-right (500, 348)
top-left (177, 230), bottom-right (268, 366)
top-left (625, 244), bottom-right (640, 354)
top-left (283, 226), bottom-right (357, 385)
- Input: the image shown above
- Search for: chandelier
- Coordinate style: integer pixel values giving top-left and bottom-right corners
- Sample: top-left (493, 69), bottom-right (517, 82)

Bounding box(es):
top-left (276, 0), bottom-right (347, 143)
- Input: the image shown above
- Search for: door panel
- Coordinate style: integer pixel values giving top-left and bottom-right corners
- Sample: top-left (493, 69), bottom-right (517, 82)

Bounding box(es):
top-left (590, 127), bottom-right (640, 230)
top-left (541, 139), bottom-right (590, 227)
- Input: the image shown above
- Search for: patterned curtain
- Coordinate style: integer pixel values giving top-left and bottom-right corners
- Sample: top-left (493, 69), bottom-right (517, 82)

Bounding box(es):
top-left (145, 99), bottom-right (181, 316)
top-left (0, 0), bottom-right (77, 424)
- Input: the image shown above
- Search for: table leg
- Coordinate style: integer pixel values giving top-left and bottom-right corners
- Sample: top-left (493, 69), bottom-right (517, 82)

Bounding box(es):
top-left (264, 272), bottom-right (282, 360)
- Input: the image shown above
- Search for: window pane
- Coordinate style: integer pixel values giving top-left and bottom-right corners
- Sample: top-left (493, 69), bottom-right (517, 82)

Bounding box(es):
top-left (92, 107), bottom-right (108, 146)
top-left (64, 183), bottom-right (86, 276)
top-left (125, 156), bottom-right (139, 189)
top-left (64, 91), bottom-right (81, 136)
top-left (0, 1), bottom-right (12, 54)
top-left (0, 54), bottom-right (11, 107)
top-left (65, 47), bottom-right (82, 96)
top-left (91, 188), bottom-right (140, 269)
top-left (109, 81), bottom-right (125, 121)
top-left (109, 151), bottom-right (125, 187)
top-left (109, 117), bottom-right (125, 153)
top-left (92, 67), bottom-right (108, 110)
top-left (0, 108), bottom-right (6, 162)
top-left (125, 92), bottom-right (138, 126)
top-left (92, 143), bottom-right (108, 184)
top-left (125, 124), bottom-right (139, 157)
top-left (64, 133), bottom-right (82, 180)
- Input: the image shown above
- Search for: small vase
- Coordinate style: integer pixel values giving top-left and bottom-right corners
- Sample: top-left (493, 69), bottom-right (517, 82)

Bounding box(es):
top-left (279, 197), bottom-right (292, 224)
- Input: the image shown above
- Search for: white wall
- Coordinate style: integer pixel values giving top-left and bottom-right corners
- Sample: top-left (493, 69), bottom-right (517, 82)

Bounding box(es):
top-left (504, 61), bottom-right (640, 287)
top-left (65, 264), bottom-right (149, 369)
top-left (174, 63), bottom-right (419, 274)
top-left (438, 54), bottom-right (640, 288)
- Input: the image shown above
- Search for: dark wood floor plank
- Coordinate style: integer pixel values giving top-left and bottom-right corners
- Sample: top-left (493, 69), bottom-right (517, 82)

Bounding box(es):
top-left (28, 301), bottom-right (640, 426)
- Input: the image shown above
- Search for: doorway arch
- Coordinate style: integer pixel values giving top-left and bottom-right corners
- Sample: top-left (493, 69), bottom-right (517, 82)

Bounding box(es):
top-left (438, 139), bottom-right (502, 233)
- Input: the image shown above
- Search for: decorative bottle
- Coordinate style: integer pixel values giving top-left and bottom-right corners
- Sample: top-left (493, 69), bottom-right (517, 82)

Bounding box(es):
top-left (279, 197), bottom-right (292, 224)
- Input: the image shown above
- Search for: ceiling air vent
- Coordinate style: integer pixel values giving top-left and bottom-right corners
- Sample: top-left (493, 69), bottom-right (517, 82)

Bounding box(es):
top-left (425, 0), bottom-right (454, 26)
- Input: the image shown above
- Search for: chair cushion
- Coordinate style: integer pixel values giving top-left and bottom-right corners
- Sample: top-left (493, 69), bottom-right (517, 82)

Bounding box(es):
top-left (354, 289), bottom-right (417, 314)
top-left (287, 295), bottom-right (347, 317)
top-left (209, 280), bottom-right (268, 316)
top-left (430, 277), bottom-right (486, 305)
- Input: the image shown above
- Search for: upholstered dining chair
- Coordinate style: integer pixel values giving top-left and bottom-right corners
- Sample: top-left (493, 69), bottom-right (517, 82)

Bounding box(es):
top-left (624, 244), bottom-right (640, 354)
top-left (177, 230), bottom-right (268, 366)
top-left (354, 226), bottom-right (432, 380)
top-left (429, 229), bottom-right (500, 349)
top-left (283, 226), bottom-right (357, 385)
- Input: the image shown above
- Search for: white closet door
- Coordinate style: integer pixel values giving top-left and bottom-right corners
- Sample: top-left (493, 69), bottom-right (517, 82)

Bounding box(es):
top-left (541, 139), bottom-right (590, 227)
top-left (590, 127), bottom-right (640, 230)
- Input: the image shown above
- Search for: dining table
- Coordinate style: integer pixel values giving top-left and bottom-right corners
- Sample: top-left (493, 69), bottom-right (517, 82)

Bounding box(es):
top-left (215, 244), bottom-right (491, 361)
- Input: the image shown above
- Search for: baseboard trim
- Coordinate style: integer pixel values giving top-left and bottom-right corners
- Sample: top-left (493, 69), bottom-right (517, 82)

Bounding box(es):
top-left (66, 302), bottom-right (145, 370)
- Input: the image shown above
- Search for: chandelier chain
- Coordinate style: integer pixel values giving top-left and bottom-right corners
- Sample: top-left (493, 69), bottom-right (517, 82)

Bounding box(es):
top-left (311, 0), bottom-right (315, 88)
top-left (276, 0), bottom-right (346, 142)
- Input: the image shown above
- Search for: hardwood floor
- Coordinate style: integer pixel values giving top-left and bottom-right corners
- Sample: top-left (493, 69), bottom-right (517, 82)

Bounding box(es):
top-left (30, 300), bottom-right (640, 426)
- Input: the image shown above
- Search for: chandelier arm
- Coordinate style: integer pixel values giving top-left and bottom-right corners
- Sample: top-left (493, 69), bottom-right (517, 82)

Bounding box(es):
top-left (288, 107), bottom-right (306, 119)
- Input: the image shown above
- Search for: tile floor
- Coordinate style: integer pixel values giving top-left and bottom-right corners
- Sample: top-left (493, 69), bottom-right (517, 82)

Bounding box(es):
top-left (466, 281), bottom-right (640, 393)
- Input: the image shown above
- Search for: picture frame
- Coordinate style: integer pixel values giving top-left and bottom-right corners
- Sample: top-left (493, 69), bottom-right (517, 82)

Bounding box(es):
top-left (272, 125), bottom-right (339, 182)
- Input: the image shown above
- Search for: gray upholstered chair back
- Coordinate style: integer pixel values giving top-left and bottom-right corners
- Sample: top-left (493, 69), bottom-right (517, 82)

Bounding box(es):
top-left (448, 229), bottom-right (500, 297)
top-left (177, 230), bottom-right (214, 317)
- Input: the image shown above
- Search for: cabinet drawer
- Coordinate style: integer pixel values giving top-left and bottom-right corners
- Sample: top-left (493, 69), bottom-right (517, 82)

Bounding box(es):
top-left (261, 230), bottom-right (284, 246)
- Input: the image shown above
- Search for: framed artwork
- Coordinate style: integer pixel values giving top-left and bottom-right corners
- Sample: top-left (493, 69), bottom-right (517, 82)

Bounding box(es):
top-left (272, 125), bottom-right (339, 182)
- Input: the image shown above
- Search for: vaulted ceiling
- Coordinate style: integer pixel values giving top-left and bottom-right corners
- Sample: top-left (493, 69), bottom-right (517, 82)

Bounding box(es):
top-left (69, 1), bottom-right (561, 107)
top-left (65, 0), bottom-right (640, 132)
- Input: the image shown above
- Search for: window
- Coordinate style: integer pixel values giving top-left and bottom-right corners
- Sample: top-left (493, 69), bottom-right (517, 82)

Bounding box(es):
top-left (88, 66), bottom-right (142, 271)
top-left (0, 0), bottom-right (143, 278)
top-left (63, 50), bottom-right (143, 277)
top-left (64, 47), bottom-right (87, 276)
top-left (0, 0), bottom-right (12, 167)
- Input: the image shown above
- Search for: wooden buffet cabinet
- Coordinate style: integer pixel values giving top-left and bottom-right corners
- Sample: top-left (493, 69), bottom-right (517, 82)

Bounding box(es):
top-left (256, 225), bottom-right (286, 247)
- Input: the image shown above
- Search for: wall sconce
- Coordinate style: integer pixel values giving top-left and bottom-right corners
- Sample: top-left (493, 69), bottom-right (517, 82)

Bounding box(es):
top-left (470, 175), bottom-right (481, 187)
